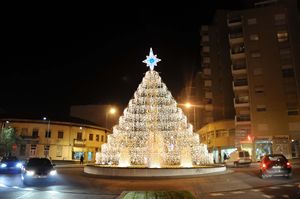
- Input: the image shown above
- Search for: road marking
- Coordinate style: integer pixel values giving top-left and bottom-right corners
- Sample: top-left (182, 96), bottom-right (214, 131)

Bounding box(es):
top-left (269, 186), bottom-right (280, 189)
top-left (262, 194), bottom-right (274, 198)
top-left (231, 191), bottom-right (245, 194)
top-left (282, 184), bottom-right (294, 187)
top-left (12, 186), bottom-right (19, 189)
top-left (15, 192), bottom-right (33, 199)
top-left (282, 195), bottom-right (290, 198)
top-left (210, 193), bottom-right (224, 196)
top-left (251, 189), bottom-right (261, 192)
top-left (0, 183), bottom-right (7, 188)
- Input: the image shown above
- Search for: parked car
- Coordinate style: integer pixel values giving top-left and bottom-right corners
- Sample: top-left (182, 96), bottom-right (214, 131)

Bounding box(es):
top-left (0, 156), bottom-right (23, 173)
top-left (224, 150), bottom-right (252, 167)
top-left (21, 157), bottom-right (57, 185)
top-left (259, 154), bottom-right (292, 179)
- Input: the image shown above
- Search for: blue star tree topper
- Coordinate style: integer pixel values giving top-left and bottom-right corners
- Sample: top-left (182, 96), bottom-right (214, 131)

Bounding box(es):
top-left (143, 48), bottom-right (161, 70)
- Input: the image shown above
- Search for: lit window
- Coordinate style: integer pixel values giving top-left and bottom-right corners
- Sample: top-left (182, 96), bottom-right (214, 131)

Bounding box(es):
top-left (247, 18), bottom-right (257, 25)
top-left (250, 34), bottom-right (259, 41)
top-left (277, 30), bottom-right (288, 42)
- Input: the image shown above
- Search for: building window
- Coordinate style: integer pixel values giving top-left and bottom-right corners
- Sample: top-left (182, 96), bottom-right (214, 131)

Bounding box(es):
top-left (89, 133), bottom-right (93, 141)
top-left (96, 135), bottom-right (100, 141)
top-left (20, 144), bottom-right (26, 156)
top-left (202, 46), bottom-right (210, 53)
top-left (202, 35), bottom-right (210, 42)
top-left (205, 92), bottom-right (213, 99)
top-left (204, 80), bottom-right (212, 87)
top-left (58, 131), bottom-right (64, 139)
top-left (21, 128), bottom-right (28, 136)
top-left (277, 30), bottom-right (288, 42)
top-left (288, 109), bottom-right (299, 115)
top-left (251, 51), bottom-right (261, 58)
top-left (44, 145), bottom-right (50, 157)
top-left (274, 13), bottom-right (286, 26)
top-left (30, 144), bottom-right (36, 156)
top-left (203, 68), bottom-right (211, 75)
top-left (255, 86), bottom-right (264, 94)
top-left (77, 132), bottom-right (82, 140)
top-left (256, 105), bottom-right (267, 112)
top-left (32, 128), bottom-right (39, 138)
top-left (282, 68), bottom-right (294, 78)
top-left (203, 57), bottom-right (210, 64)
top-left (250, 34), bottom-right (259, 41)
top-left (101, 135), bottom-right (104, 142)
top-left (45, 130), bottom-right (51, 138)
top-left (247, 18), bottom-right (257, 25)
top-left (253, 68), bottom-right (263, 76)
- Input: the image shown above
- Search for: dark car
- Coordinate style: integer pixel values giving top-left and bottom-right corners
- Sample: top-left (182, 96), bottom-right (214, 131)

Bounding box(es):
top-left (21, 157), bottom-right (57, 185)
top-left (0, 156), bottom-right (23, 173)
top-left (259, 154), bottom-right (292, 179)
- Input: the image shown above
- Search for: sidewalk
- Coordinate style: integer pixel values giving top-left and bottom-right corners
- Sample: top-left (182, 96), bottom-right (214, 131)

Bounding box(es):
top-left (52, 160), bottom-right (87, 168)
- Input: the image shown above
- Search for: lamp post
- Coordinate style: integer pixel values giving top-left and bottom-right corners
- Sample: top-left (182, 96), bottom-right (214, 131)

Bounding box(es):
top-left (106, 107), bottom-right (117, 130)
top-left (43, 117), bottom-right (50, 157)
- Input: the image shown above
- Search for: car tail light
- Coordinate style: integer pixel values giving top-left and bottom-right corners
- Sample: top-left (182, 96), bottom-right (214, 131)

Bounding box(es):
top-left (287, 162), bottom-right (291, 168)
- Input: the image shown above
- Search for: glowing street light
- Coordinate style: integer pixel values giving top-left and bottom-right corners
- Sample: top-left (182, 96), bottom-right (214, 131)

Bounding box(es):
top-left (106, 107), bottom-right (117, 130)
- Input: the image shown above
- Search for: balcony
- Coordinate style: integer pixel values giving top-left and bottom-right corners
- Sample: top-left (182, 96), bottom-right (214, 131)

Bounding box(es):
top-left (20, 135), bottom-right (39, 144)
top-left (233, 79), bottom-right (248, 91)
top-left (231, 62), bottom-right (247, 75)
top-left (228, 16), bottom-right (242, 27)
top-left (229, 32), bottom-right (244, 45)
top-left (234, 98), bottom-right (250, 108)
top-left (230, 49), bottom-right (245, 60)
top-left (73, 139), bottom-right (86, 147)
top-left (235, 115), bottom-right (251, 125)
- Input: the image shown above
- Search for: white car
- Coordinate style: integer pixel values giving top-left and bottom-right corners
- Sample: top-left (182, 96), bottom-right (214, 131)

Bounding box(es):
top-left (224, 150), bottom-right (252, 167)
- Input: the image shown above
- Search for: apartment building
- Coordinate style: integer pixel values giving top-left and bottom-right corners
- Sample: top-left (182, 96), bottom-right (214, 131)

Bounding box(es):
top-left (0, 117), bottom-right (109, 162)
top-left (198, 0), bottom-right (300, 160)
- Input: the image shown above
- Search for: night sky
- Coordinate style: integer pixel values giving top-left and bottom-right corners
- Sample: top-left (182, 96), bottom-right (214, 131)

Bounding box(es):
top-left (1, 2), bottom-right (246, 116)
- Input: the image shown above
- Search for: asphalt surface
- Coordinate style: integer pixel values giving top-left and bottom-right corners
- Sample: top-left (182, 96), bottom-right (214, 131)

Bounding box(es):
top-left (0, 164), bottom-right (299, 199)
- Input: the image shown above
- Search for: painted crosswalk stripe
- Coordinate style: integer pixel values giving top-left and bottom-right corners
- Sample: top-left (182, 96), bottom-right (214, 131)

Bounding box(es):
top-left (282, 195), bottom-right (290, 198)
top-left (231, 191), bottom-right (245, 194)
top-left (251, 189), bottom-right (261, 192)
top-left (269, 186), bottom-right (280, 189)
top-left (210, 193), bottom-right (224, 196)
top-left (262, 194), bottom-right (274, 198)
top-left (282, 184), bottom-right (294, 187)
top-left (0, 183), bottom-right (7, 188)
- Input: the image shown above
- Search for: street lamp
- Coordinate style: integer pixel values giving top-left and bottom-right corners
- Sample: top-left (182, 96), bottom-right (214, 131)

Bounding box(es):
top-left (184, 102), bottom-right (196, 128)
top-left (106, 107), bottom-right (117, 130)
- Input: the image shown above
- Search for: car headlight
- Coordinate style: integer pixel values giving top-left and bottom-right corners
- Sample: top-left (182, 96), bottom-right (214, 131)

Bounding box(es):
top-left (49, 170), bottom-right (57, 176)
top-left (16, 163), bottom-right (22, 168)
top-left (1, 163), bottom-right (7, 168)
top-left (26, 170), bottom-right (35, 176)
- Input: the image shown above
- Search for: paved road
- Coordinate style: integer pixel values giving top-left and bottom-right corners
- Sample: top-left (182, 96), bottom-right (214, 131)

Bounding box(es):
top-left (0, 164), bottom-right (299, 199)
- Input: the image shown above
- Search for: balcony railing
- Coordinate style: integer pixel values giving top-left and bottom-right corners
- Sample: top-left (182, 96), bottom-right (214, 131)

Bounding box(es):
top-left (233, 79), bottom-right (248, 87)
top-left (234, 98), bottom-right (250, 108)
top-left (229, 32), bottom-right (243, 39)
top-left (236, 115), bottom-right (251, 122)
top-left (73, 139), bottom-right (86, 147)
top-left (21, 135), bottom-right (39, 140)
top-left (228, 16), bottom-right (242, 26)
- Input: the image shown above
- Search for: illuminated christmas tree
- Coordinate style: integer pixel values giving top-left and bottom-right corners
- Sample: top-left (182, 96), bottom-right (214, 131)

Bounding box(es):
top-left (98, 48), bottom-right (212, 167)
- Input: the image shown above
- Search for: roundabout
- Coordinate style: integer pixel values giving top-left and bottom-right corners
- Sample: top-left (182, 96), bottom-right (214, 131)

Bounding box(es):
top-left (84, 164), bottom-right (226, 177)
